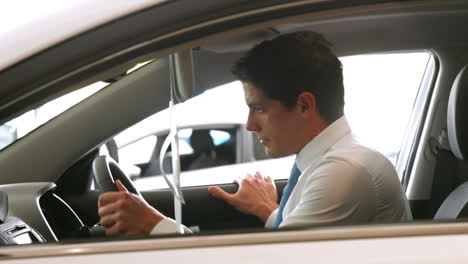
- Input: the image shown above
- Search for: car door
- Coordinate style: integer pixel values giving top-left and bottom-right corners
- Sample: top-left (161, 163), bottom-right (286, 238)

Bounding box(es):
top-left (3, 3), bottom-right (468, 264)
top-left (58, 48), bottom-right (431, 233)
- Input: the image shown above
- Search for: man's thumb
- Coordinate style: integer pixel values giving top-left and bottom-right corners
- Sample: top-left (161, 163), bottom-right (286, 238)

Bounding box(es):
top-left (208, 186), bottom-right (232, 202)
top-left (115, 180), bottom-right (128, 192)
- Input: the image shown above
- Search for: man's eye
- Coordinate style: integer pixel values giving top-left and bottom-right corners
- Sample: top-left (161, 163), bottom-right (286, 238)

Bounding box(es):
top-left (254, 106), bottom-right (264, 112)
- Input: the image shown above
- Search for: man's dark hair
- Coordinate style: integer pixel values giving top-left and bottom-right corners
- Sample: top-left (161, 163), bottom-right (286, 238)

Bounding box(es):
top-left (231, 31), bottom-right (344, 123)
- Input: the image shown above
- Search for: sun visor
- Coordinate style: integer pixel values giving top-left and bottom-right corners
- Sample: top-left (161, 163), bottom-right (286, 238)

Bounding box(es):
top-left (190, 29), bottom-right (278, 97)
top-left (170, 50), bottom-right (195, 103)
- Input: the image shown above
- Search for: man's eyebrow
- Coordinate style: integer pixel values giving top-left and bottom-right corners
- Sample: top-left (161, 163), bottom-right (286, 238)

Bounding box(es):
top-left (247, 102), bottom-right (261, 108)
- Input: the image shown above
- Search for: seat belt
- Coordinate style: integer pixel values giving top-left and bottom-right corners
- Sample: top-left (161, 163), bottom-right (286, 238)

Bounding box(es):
top-left (158, 55), bottom-right (185, 234)
top-left (428, 128), bottom-right (458, 217)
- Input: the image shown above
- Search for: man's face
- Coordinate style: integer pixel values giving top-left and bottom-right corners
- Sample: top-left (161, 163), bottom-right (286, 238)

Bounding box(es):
top-left (243, 82), bottom-right (305, 158)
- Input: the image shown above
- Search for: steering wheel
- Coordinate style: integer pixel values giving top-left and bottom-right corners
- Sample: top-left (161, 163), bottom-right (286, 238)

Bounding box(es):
top-left (92, 155), bottom-right (142, 197)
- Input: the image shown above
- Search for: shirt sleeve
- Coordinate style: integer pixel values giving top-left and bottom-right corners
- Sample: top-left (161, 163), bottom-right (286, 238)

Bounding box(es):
top-left (264, 208), bottom-right (279, 228)
top-left (150, 218), bottom-right (192, 234)
top-left (280, 159), bottom-right (375, 228)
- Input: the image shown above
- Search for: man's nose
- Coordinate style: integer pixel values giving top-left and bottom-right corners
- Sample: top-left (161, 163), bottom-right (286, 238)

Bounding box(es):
top-left (246, 112), bottom-right (259, 132)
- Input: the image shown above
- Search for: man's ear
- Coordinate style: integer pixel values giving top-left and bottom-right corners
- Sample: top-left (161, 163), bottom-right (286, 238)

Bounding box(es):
top-left (296, 92), bottom-right (317, 117)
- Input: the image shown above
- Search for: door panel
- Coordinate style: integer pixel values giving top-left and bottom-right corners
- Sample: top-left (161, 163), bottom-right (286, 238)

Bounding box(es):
top-left (65, 180), bottom-right (288, 232)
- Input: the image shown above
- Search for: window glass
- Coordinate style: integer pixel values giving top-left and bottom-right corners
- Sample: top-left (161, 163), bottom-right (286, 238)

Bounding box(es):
top-left (0, 60), bottom-right (153, 151)
top-left (176, 128), bottom-right (195, 155)
top-left (210, 130), bottom-right (231, 146)
top-left (341, 52), bottom-right (431, 164)
top-left (0, 81), bottom-right (108, 150)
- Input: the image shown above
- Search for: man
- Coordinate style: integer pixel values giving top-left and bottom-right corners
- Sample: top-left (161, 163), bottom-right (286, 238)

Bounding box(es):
top-left (98, 31), bottom-right (412, 235)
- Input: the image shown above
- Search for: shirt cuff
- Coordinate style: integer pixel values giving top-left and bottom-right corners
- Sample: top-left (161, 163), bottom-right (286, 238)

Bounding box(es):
top-left (264, 208), bottom-right (278, 228)
top-left (150, 218), bottom-right (192, 235)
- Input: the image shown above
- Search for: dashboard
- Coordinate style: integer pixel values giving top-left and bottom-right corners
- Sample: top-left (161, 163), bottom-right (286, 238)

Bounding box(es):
top-left (0, 182), bottom-right (85, 244)
top-left (0, 218), bottom-right (44, 245)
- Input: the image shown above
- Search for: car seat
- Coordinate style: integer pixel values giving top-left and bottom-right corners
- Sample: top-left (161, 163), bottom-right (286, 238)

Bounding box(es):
top-left (434, 64), bottom-right (468, 219)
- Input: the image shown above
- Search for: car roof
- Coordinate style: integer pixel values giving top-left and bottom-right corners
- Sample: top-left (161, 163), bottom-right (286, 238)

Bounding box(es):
top-left (0, 0), bottom-right (167, 72)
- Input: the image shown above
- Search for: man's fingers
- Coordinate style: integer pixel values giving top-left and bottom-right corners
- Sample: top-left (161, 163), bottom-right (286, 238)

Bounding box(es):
top-left (105, 222), bottom-right (127, 236)
top-left (99, 191), bottom-right (126, 206)
top-left (98, 181), bottom-right (127, 207)
top-left (115, 180), bottom-right (128, 192)
top-left (98, 202), bottom-right (118, 218)
top-left (208, 186), bottom-right (233, 202)
top-left (99, 213), bottom-right (116, 228)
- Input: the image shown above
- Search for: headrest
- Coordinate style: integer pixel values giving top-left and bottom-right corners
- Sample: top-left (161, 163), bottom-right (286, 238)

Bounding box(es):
top-left (190, 130), bottom-right (214, 154)
top-left (447, 65), bottom-right (468, 160)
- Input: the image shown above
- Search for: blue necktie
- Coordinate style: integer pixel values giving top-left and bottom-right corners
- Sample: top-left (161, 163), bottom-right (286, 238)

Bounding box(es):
top-left (274, 163), bottom-right (301, 227)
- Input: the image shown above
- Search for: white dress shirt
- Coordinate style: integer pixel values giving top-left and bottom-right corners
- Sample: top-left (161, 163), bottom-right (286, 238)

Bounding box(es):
top-left (151, 217), bottom-right (191, 234)
top-left (265, 116), bottom-right (412, 228)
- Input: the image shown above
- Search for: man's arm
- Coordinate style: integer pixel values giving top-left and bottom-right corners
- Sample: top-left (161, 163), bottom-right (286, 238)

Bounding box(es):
top-left (98, 180), bottom-right (166, 236)
top-left (208, 172), bottom-right (279, 222)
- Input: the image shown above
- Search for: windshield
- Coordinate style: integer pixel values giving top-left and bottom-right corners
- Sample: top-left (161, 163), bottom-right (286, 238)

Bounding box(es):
top-left (0, 82), bottom-right (108, 150)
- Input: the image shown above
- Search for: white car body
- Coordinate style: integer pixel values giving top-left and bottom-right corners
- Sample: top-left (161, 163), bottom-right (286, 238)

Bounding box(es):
top-left (0, 0), bottom-right (168, 71)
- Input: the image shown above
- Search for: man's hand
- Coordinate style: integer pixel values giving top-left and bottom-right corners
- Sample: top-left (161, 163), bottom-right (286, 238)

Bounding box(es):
top-left (98, 180), bottom-right (165, 236)
top-left (208, 172), bottom-right (279, 222)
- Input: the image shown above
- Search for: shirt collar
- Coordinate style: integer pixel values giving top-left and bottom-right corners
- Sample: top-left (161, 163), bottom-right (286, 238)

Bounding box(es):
top-left (295, 116), bottom-right (351, 172)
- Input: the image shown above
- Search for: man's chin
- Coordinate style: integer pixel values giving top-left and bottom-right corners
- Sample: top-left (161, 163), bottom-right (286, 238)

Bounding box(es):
top-left (265, 148), bottom-right (281, 159)
top-left (265, 146), bottom-right (295, 159)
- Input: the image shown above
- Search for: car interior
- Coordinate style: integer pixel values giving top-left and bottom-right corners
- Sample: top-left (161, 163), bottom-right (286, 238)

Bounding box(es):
top-left (0, 0), bottom-right (467, 247)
